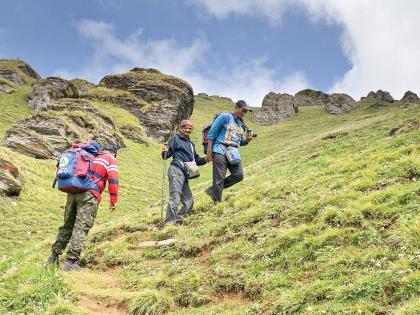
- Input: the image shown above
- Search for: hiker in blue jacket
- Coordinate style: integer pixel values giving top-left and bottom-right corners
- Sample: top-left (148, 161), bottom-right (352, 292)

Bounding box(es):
top-left (205, 100), bottom-right (254, 203)
top-left (162, 119), bottom-right (207, 225)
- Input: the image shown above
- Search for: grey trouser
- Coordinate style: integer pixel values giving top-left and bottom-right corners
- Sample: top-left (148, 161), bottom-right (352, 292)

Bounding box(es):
top-left (51, 191), bottom-right (99, 261)
top-left (166, 164), bottom-right (193, 223)
top-left (211, 152), bottom-right (244, 202)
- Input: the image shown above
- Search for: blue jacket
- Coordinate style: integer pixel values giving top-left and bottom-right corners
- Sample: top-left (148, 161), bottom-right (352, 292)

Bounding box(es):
top-left (207, 112), bottom-right (248, 155)
top-left (162, 133), bottom-right (207, 178)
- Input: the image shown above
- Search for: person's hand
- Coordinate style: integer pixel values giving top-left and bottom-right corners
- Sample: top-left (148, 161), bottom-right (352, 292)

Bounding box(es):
top-left (110, 202), bottom-right (117, 212)
top-left (246, 130), bottom-right (253, 143)
top-left (162, 144), bottom-right (169, 153)
top-left (205, 152), bottom-right (212, 162)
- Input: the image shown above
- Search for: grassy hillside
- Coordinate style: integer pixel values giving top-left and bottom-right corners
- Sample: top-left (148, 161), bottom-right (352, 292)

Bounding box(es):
top-left (0, 89), bottom-right (419, 314)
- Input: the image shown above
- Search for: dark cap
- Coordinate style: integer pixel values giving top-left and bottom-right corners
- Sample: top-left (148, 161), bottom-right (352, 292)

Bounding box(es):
top-left (235, 100), bottom-right (252, 112)
top-left (103, 144), bottom-right (118, 156)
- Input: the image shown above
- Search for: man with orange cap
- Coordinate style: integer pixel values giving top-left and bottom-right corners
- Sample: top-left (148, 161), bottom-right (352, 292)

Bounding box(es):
top-left (162, 119), bottom-right (207, 225)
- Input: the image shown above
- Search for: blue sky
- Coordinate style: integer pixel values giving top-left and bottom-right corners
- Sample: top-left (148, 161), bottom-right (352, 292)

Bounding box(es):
top-left (1, 0), bottom-right (419, 105)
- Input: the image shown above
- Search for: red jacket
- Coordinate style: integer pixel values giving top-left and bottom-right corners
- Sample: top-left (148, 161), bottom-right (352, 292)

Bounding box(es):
top-left (89, 152), bottom-right (118, 203)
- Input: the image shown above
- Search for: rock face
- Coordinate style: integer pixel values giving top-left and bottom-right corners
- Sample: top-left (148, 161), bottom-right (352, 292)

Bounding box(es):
top-left (390, 119), bottom-right (419, 136)
top-left (0, 59), bottom-right (40, 85)
top-left (3, 99), bottom-right (124, 159)
top-left (252, 92), bottom-right (298, 125)
top-left (99, 68), bottom-right (194, 142)
top-left (361, 90), bottom-right (394, 102)
top-left (401, 91), bottom-right (419, 103)
top-left (28, 77), bottom-right (79, 112)
top-left (0, 69), bottom-right (26, 85)
top-left (0, 159), bottom-right (23, 197)
top-left (294, 89), bottom-right (328, 106)
top-left (16, 61), bottom-right (40, 79)
top-left (325, 93), bottom-right (358, 115)
top-left (0, 81), bottom-right (14, 94)
top-left (70, 79), bottom-right (96, 96)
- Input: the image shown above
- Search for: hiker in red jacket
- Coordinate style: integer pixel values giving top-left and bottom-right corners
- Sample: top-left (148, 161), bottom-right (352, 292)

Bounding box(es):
top-left (46, 144), bottom-right (119, 271)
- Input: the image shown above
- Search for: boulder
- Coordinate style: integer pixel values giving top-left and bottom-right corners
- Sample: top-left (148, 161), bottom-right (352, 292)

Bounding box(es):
top-left (252, 92), bottom-right (298, 125)
top-left (99, 68), bottom-right (194, 142)
top-left (400, 91), bottom-right (419, 103)
top-left (325, 93), bottom-right (358, 115)
top-left (27, 77), bottom-right (79, 112)
top-left (294, 89), bottom-right (328, 106)
top-left (3, 99), bottom-right (124, 159)
top-left (361, 90), bottom-right (394, 102)
top-left (0, 159), bottom-right (23, 197)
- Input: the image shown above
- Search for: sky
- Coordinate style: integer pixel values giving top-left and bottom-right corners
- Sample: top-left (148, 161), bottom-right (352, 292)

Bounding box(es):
top-left (1, 0), bottom-right (419, 106)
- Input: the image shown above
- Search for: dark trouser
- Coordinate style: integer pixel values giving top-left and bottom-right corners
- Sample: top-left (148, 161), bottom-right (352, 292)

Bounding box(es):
top-left (166, 165), bottom-right (193, 223)
top-left (211, 152), bottom-right (244, 202)
top-left (51, 191), bottom-right (99, 261)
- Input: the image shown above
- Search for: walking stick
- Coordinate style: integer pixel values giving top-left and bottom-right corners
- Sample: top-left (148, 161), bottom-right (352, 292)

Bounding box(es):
top-left (160, 150), bottom-right (167, 230)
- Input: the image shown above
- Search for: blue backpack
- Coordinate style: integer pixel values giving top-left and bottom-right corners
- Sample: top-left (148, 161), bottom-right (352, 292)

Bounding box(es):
top-left (53, 140), bottom-right (101, 193)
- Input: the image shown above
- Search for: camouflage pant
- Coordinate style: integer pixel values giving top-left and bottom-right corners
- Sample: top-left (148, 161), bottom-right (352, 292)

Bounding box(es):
top-left (51, 191), bottom-right (99, 261)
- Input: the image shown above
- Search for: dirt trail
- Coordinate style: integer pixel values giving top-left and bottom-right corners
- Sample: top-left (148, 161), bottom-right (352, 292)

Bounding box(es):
top-left (78, 296), bottom-right (127, 315)
top-left (65, 268), bottom-right (129, 315)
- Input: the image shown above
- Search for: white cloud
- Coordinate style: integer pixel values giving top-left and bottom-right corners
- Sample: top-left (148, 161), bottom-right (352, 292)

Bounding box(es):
top-left (191, 59), bottom-right (309, 105)
top-left (54, 19), bottom-right (209, 84)
top-left (55, 19), bottom-right (307, 106)
top-left (188, 0), bottom-right (420, 99)
top-left (187, 0), bottom-right (292, 24)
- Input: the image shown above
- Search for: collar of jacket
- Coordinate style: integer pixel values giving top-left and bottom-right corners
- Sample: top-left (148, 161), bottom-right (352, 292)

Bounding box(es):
top-left (176, 132), bottom-right (190, 141)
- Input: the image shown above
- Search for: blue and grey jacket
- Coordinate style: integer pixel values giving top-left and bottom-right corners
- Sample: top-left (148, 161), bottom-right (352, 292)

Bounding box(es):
top-left (207, 112), bottom-right (248, 155)
top-left (162, 132), bottom-right (207, 178)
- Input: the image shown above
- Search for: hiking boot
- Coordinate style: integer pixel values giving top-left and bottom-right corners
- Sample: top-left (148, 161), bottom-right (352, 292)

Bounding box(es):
top-left (205, 187), bottom-right (219, 205)
top-left (205, 187), bottom-right (214, 199)
top-left (63, 259), bottom-right (82, 272)
top-left (45, 252), bottom-right (59, 267)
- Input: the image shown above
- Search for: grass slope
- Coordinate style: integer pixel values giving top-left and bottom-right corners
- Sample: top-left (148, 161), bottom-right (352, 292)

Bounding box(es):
top-left (0, 91), bottom-right (419, 314)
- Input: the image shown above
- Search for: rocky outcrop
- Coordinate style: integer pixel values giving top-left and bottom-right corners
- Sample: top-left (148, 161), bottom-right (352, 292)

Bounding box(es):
top-left (389, 119), bottom-right (419, 136)
top-left (0, 159), bottom-right (23, 197)
top-left (70, 79), bottom-right (96, 96)
top-left (252, 92), bottom-right (298, 125)
top-left (294, 89), bottom-right (328, 106)
top-left (361, 90), bottom-right (394, 102)
top-left (0, 59), bottom-right (40, 85)
top-left (99, 68), bottom-right (194, 142)
top-left (2, 99), bottom-right (124, 159)
top-left (27, 77), bottom-right (79, 112)
top-left (400, 91), bottom-right (419, 103)
top-left (325, 93), bottom-right (358, 115)
top-left (15, 61), bottom-right (40, 79)
top-left (0, 69), bottom-right (26, 85)
top-left (0, 81), bottom-right (14, 94)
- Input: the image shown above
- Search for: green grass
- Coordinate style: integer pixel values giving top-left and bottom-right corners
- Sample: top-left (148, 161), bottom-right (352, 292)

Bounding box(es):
top-left (0, 87), bottom-right (419, 314)
top-left (0, 85), bottom-right (32, 137)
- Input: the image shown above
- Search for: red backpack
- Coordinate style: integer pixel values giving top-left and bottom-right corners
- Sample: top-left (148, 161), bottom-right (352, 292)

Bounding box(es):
top-left (52, 140), bottom-right (101, 193)
top-left (202, 113), bottom-right (221, 154)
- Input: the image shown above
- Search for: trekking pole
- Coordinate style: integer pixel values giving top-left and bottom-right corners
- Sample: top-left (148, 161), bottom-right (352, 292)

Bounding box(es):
top-left (160, 150), bottom-right (167, 230)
